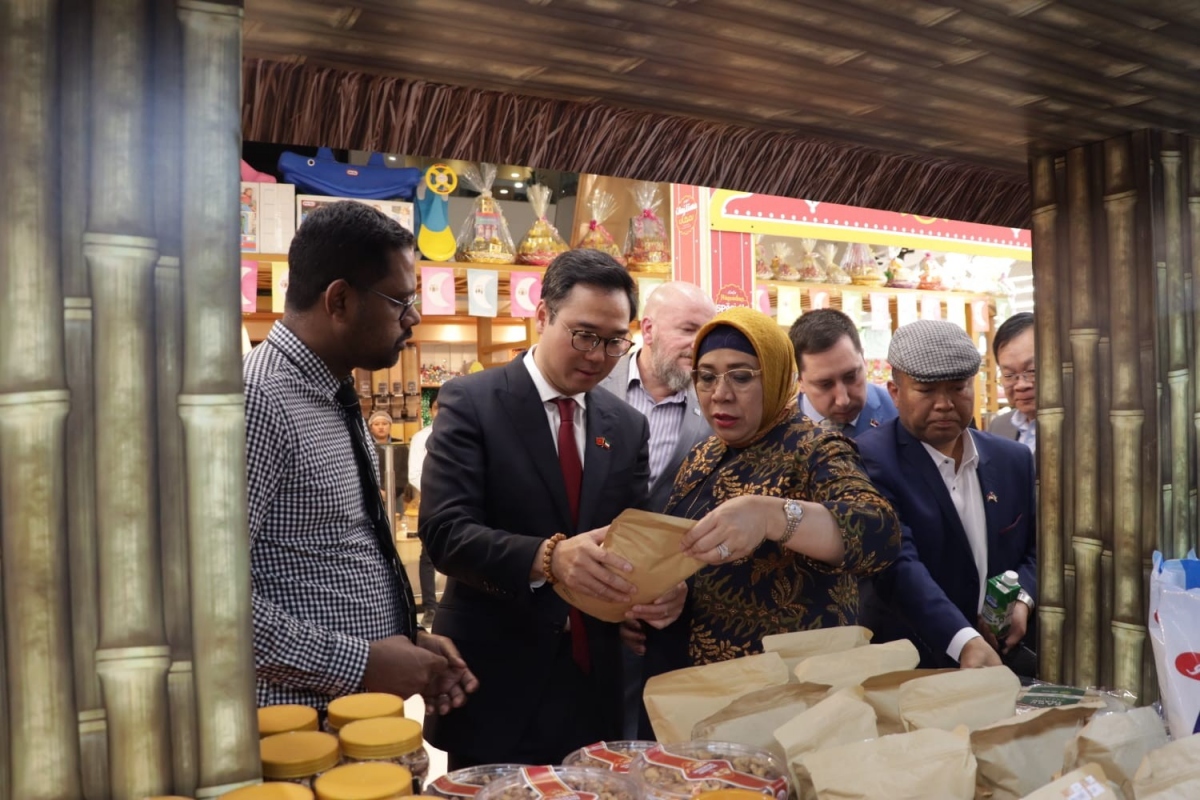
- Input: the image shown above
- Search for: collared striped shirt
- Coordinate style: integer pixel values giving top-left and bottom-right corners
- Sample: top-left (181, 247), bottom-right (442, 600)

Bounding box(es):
top-left (622, 348), bottom-right (687, 488)
top-left (244, 322), bottom-right (406, 710)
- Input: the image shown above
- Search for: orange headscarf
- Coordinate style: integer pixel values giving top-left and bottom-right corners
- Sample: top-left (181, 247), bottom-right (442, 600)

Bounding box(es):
top-left (692, 306), bottom-right (798, 447)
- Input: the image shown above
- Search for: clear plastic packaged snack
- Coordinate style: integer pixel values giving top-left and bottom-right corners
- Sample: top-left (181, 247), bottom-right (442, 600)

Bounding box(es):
top-left (631, 741), bottom-right (789, 800)
top-left (425, 765), bottom-right (526, 799)
top-left (517, 184), bottom-right (569, 266)
top-left (624, 181), bottom-right (671, 274)
top-left (843, 242), bottom-right (887, 287)
top-left (754, 236), bottom-right (773, 280)
top-left (576, 189), bottom-right (626, 266)
top-left (456, 162), bottom-right (516, 265)
top-left (818, 243), bottom-right (851, 285)
top-left (562, 740), bottom-right (657, 774)
top-left (885, 247), bottom-right (919, 289)
top-left (917, 252), bottom-right (945, 291)
top-left (476, 766), bottom-right (639, 800)
top-left (796, 238), bottom-right (825, 283)
top-left (770, 242), bottom-right (798, 281)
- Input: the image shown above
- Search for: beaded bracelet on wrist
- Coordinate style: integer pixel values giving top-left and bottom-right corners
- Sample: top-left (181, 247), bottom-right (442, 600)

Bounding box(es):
top-left (542, 533), bottom-right (567, 585)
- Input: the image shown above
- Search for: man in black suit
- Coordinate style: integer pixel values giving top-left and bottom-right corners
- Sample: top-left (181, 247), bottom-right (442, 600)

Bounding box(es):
top-left (419, 250), bottom-right (685, 767)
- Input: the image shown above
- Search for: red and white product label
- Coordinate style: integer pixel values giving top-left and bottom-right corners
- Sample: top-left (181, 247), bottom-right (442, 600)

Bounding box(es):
top-left (643, 746), bottom-right (787, 799)
top-left (522, 766), bottom-right (597, 800)
top-left (429, 776), bottom-right (483, 798)
top-left (583, 742), bottom-right (634, 772)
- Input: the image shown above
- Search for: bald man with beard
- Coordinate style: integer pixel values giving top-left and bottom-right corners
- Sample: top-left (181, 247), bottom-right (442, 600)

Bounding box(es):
top-left (598, 281), bottom-right (716, 738)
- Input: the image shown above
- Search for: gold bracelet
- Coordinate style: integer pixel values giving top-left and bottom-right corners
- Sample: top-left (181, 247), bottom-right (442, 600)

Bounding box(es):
top-left (542, 533), bottom-right (567, 585)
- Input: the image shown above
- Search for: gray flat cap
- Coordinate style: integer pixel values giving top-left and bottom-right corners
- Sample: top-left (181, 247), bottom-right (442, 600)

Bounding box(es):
top-left (888, 319), bottom-right (981, 382)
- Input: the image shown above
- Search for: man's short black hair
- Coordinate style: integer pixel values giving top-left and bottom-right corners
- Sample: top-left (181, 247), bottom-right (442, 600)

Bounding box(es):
top-left (788, 309), bottom-right (863, 374)
top-left (993, 312), bottom-right (1035, 360)
top-left (286, 200), bottom-right (415, 311)
top-left (540, 249), bottom-right (637, 322)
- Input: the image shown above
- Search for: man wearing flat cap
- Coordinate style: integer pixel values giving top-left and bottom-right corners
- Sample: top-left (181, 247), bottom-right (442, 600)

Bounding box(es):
top-left (856, 320), bottom-right (1037, 670)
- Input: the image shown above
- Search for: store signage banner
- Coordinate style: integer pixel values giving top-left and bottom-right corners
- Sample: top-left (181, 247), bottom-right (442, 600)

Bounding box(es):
top-left (422, 266), bottom-right (456, 316)
top-left (920, 296), bottom-right (942, 320)
top-left (869, 293), bottom-right (891, 331)
top-left (467, 269), bottom-right (498, 318)
top-left (672, 184), bottom-right (705, 286)
top-left (708, 189), bottom-right (1032, 261)
top-left (776, 285), bottom-right (802, 328)
top-left (271, 262), bottom-right (289, 314)
top-left (241, 260), bottom-right (258, 313)
top-left (510, 271), bottom-right (543, 318)
top-left (711, 230), bottom-right (753, 310)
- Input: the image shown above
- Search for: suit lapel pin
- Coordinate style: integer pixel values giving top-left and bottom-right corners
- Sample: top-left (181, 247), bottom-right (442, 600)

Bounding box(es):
top-left (987, 491), bottom-right (999, 503)
top-left (595, 436), bottom-right (611, 449)
top-left (869, 418), bottom-right (880, 428)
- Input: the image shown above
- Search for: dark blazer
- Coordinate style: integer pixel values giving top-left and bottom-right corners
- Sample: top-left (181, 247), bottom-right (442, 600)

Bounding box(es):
top-left (799, 382), bottom-right (898, 439)
top-left (988, 410), bottom-right (1021, 441)
top-left (856, 420), bottom-right (1037, 668)
top-left (597, 350), bottom-right (713, 511)
top-left (419, 358), bottom-right (650, 762)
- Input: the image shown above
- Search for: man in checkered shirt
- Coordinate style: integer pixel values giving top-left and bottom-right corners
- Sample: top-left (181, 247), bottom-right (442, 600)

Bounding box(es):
top-left (245, 201), bottom-right (477, 714)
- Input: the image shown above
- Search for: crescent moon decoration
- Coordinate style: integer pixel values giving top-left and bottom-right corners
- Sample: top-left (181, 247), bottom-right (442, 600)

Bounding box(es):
top-left (514, 276), bottom-right (536, 310)
top-left (471, 275), bottom-right (496, 311)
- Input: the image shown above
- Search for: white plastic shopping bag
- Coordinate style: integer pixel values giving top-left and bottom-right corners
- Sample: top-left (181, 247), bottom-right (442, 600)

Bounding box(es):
top-left (1148, 550), bottom-right (1200, 738)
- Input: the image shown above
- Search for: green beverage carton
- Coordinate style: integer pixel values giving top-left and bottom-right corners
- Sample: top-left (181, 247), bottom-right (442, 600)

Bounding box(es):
top-left (981, 570), bottom-right (1021, 639)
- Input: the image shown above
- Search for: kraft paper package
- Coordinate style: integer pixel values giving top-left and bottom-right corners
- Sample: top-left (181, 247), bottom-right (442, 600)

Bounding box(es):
top-left (1019, 764), bottom-right (1123, 800)
top-left (796, 726), bottom-right (976, 800)
top-left (860, 668), bottom-right (956, 735)
top-left (1130, 733), bottom-right (1200, 800)
top-left (760, 625), bottom-right (872, 674)
top-left (898, 665), bottom-right (1022, 732)
top-left (774, 686), bottom-right (879, 799)
top-left (791, 638), bottom-right (919, 690)
top-left (691, 681), bottom-right (831, 760)
top-left (1063, 705), bottom-right (1169, 797)
top-left (643, 651), bottom-right (790, 743)
top-left (969, 702), bottom-right (1104, 800)
top-left (554, 508), bottom-right (702, 623)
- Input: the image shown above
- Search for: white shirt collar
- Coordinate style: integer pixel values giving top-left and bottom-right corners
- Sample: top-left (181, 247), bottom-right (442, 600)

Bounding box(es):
top-left (920, 429), bottom-right (979, 475)
top-left (800, 393), bottom-right (860, 427)
top-left (523, 347), bottom-right (587, 409)
top-left (1010, 408), bottom-right (1036, 434)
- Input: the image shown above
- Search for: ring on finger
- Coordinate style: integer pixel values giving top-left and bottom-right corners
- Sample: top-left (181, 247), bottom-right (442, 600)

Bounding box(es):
top-left (716, 542), bottom-right (731, 560)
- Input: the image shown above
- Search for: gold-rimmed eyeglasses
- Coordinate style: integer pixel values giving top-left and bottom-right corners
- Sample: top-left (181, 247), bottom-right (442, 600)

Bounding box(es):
top-left (1000, 368), bottom-right (1036, 385)
top-left (692, 368), bottom-right (764, 393)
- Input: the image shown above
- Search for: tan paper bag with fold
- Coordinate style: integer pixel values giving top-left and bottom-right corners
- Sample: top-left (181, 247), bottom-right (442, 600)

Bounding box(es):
top-left (774, 686), bottom-right (879, 800)
top-left (861, 668), bottom-right (956, 735)
top-left (797, 726), bottom-right (976, 800)
top-left (761, 626), bottom-right (872, 674)
top-left (691, 681), bottom-right (831, 760)
top-left (969, 702), bottom-right (1104, 800)
top-left (791, 639), bottom-right (919, 690)
top-left (1130, 733), bottom-right (1200, 800)
top-left (1063, 705), bottom-right (1168, 797)
top-left (898, 665), bottom-right (1021, 732)
top-left (643, 652), bottom-right (790, 743)
top-left (554, 508), bottom-right (701, 623)
top-left (1019, 764), bottom-right (1122, 800)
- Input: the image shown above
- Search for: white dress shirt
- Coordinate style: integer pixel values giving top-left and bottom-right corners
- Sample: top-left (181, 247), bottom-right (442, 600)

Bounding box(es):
top-left (801, 394), bottom-right (859, 429)
top-left (407, 424), bottom-right (432, 490)
top-left (1010, 409), bottom-right (1037, 455)
top-left (920, 430), bottom-right (988, 662)
top-left (623, 346), bottom-right (686, 488)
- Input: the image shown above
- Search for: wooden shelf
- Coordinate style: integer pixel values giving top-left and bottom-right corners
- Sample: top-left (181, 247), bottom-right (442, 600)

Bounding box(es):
top-left (758, 279), bottom-right (994, 304)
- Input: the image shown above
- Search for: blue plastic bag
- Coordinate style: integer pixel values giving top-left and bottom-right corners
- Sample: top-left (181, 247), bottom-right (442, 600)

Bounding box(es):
top-left (277, 148), bottom-right (421, 201)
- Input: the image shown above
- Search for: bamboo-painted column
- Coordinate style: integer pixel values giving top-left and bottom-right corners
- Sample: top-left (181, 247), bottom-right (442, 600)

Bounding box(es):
top-left (59, 1), bottom-right (109, 796)
top-left (1161, 140), bottom-right (1192, 561)
top-left (87, 0), bottom-right (173, 796)
top-left (0, 2), bottom-right (84, 799)
top-left (177, 2), bottom-right (261, 796)
top-left (1103, 137), bottom-right (1147, 700)
top-left (154, 0), bottom-right (198, 793)
top-left (1031, 153), bottom-right (1066, 684)
top-left (1191, 139), bottom-right (1200, 559)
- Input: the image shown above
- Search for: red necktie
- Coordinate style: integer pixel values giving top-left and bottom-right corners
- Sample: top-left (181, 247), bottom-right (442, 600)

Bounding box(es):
top-left (554, 397), bottom-right (591, 674)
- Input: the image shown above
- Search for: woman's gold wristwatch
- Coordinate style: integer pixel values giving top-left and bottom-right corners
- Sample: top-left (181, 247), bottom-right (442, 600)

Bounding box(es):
top-left (779, 499), bottom-right (804, 546)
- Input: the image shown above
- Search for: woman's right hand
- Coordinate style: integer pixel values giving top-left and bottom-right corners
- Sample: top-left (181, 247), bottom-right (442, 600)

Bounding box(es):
top-left (681, 495), bottom-right (777, 564)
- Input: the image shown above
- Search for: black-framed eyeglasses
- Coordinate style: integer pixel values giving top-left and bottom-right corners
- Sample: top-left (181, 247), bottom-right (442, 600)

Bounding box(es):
top-left (1000, 368), bottom-right (1036, 385)
top-left (564, 327), bottom-right (634, 358)
top-left (370, 288), bottom-right (421, 317)
top-left (692, 368), bottom-right (764, 393)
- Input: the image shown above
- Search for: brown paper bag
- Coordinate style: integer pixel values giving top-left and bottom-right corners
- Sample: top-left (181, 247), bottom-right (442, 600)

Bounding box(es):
top-left (1130, 733), bottom-right (1200, 800)
top-left (898, 665), bottom-right (1021, 732)
top-left (691, 682), bottom-right (831, 760)
top-left (969, 703), bottom-right (1104, 800)
top-left (1063, 705), bottom-right (1168, 797)
top-left (797, 727), bottom-right (976, 800)
top-left (861, 668), bottom-right (956, 735)
top-left (643, 652), bottom-right (790, 743)
top-left (1019, 763), bottom-right (1122, 800)
top-left (791, 639), bottom-right (919, 690)
top-left (774, 686), bottom-right (879, 799)
top-left (554, 508), bottom-right (701, 623)
top-left (761, 626), bottom-right (872, 673)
